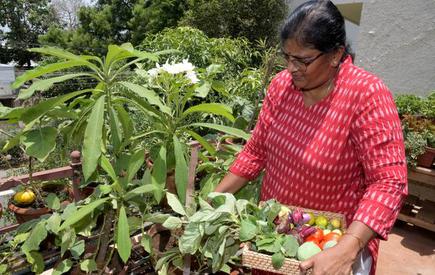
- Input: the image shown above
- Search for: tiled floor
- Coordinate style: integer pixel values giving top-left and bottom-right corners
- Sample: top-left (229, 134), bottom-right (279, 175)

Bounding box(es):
top-left (377, 221), bottom-right (435, 275)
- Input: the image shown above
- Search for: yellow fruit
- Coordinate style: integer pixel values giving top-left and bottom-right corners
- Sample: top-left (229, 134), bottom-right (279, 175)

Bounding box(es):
top-left (330, 218), bottom-right (341, 229)
top-left (14, 190), bottom-right (36, 205)
top-left (307, 213), bottom-right (316, 225)
top-left (315, 215), bottom-right (328, 228)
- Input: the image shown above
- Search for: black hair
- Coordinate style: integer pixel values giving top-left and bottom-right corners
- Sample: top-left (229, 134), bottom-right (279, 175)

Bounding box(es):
top-left (280, 0), bottom-right (353, 60)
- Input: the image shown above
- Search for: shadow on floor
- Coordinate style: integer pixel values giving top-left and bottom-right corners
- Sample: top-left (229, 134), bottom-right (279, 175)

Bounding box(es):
top-left (393, 220), bottom-right (435, 256)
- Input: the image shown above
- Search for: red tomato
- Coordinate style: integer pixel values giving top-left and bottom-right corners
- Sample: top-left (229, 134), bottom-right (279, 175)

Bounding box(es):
top-left (306, 228), bottom-right (324, 241)
top-left (304, 235), bottom-right (321, 246)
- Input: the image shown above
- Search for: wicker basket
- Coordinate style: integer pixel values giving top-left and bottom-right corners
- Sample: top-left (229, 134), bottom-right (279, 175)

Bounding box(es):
top-left (241, 205), bottom-right (347, 275)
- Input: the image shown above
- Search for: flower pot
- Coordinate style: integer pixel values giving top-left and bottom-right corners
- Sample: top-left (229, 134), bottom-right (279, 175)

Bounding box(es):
top-left (417, 146), bottom-right (435, 168)
top-left (8, 201), bottom-right (51, 223)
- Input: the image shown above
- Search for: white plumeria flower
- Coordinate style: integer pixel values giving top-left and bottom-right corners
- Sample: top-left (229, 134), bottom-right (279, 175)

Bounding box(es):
top-left (185, 71), bottom-right (199, 84)
top-left (147, 59), bottom-right (199, 84)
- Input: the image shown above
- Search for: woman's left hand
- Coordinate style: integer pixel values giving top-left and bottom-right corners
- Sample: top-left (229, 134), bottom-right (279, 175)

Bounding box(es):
top-left (299, 235), bottom-right (360, 275)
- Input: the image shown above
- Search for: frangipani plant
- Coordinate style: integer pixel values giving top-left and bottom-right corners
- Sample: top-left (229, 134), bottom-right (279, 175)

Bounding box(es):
top-left (124, 59), bottom-right (250, 204)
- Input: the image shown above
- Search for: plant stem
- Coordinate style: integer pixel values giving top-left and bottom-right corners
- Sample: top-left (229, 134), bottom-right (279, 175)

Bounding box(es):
top-left (96, 209), bottom-right (114, 269)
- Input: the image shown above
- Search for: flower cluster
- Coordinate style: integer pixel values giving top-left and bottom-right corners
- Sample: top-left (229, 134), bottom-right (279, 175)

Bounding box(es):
top-left (147, 59), bottom-right (199, 84)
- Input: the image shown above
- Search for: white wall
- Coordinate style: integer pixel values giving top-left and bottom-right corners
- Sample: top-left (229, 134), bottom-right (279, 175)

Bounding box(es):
top-left (355, 0), bottom-right (435, 95)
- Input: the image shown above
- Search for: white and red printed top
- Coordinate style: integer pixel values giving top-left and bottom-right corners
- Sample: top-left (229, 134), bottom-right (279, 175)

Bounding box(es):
top-left (229, 56), bottom-right (407, 273)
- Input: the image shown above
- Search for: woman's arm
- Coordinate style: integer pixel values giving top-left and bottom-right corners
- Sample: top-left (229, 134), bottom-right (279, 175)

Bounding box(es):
top-left (214, 172), bottom-right (249, 194)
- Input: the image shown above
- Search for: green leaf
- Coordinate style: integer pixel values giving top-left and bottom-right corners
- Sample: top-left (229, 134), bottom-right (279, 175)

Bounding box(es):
top-left (12, 60), bottom-right (90, 89)
top-left (61, 228), bottom-right (76, 256)
top-left (166, 192), bottom-right (186, 216)
top-left (185, 129), bottom-right (216, 156)
top-left (100, 155), bottom-right (118, 184)
top-left (282, 235), bottom-right (299, 257)
top-left (117, 206), bottom-right (132, 263)
top-left (195, 81), bottom-right (211, 98)
top-left (182, 103), bottom-right (235, 122)
top-left (11, 232), bottom-right (30, 247)
top-left (20, 127), bottom-right (57, 162)
top-left (22, 89), bottom-right (92, 126)
top-left (143, 213), bottom-right (171, 224)
top-left (114, 104), bottom-right (134, 142)
top-left (239, 219), bottom-right (257, 242)
top-left (70, 240), bottom-right (85, 259)
top-left (109, 106), bottom-right (122, 152)
top-left (46, 213), bottom-right (61, 234)
top-left (162, 216), bottom-right (182, 230)
top-left (120, 82), bottom-right (171, 115)
top-left (83, 95), bottom-right (105, 181)
top-left (124, 184), bottom-right (156, 201)
top-left (141, 234), bottom-right (152, 254)
top-left (179, 223), bottom-right (202, 254)
top-left (80, 259), bottom-right (97, 273)
top-left (127, 149), bottom-right (145, 183)
top-left (0, 265), bottom-right (8, 274)
top-left (45, 193), bottom-right (61, 210)
top-left (59, 198), bottom-right (109, 231)
top-left (18, 73), bottom-right (91, 100)
top-left (21, 221), bottom-right (48, 253)
top-left (25, 251), bottom-right (44, 274)
top-left (271, 252), bottom-right (285, 269)
top-left (151, 145), bottom-right (166, 203)
top-left (173, 135), bottom-right (188, 205)
top-left (61, 203), bottom-right (77, 220)
top-left (53, 259), bottom-right (73, 275)
top-left (188, 123), bottom-right (250, 140)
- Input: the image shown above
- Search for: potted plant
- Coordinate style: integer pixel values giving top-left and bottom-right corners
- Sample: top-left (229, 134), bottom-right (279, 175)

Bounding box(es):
top-left (396, 92), bottom-right (435, 168)
top-left (7, 156), bottom-right (71, 224)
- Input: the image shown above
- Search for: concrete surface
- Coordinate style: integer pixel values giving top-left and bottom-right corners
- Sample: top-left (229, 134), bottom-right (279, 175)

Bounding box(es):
top-left (377, 220), bottom-right (435, 275)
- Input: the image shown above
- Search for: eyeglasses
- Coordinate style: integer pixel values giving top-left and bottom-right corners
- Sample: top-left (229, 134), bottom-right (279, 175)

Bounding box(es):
top-left (281, 51), bottom-right (324, 72)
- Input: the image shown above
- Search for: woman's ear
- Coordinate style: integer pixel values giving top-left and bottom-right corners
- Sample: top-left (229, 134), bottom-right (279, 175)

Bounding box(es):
top-left (330, 46), bottom-right (345, 67)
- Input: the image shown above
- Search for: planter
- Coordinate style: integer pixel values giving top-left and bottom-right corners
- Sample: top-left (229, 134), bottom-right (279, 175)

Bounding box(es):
top-left (417, 147), bottom-right (435, 168)
top-left (9, 185), bottom-right (72, 224)
top-left (8, 202), bottom-right (51, 223)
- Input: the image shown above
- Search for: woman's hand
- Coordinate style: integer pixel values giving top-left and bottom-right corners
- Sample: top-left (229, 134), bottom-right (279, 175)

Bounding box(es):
top-left (299, 234), bottom-right (360, 275)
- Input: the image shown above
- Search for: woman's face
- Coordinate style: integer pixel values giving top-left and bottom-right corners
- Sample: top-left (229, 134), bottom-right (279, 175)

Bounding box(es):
top-left (282, 39), bottom-right (337, 91)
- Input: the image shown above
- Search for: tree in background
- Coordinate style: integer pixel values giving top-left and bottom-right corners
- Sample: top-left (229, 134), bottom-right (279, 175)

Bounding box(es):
top-left (40, 0), bottom-right (187, 55)
top-left (0, 0), bottom-right (59, 66)
top-left (51, 0), bottom-right (86, 30)
top-left (180, 0), bottom-right (288, 45)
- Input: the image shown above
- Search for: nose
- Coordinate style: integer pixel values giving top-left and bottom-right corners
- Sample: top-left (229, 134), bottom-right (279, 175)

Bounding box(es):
top-left (287, 60), bottom-right (299, 73)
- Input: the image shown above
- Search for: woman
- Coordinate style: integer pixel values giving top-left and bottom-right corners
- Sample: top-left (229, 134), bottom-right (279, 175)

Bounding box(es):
top-left (214, 1), bottom-right (407, 274)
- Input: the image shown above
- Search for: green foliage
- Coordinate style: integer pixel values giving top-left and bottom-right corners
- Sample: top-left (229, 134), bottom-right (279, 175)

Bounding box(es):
top-left (141, 27), bottom-right (258, 78)
top-left (154, 193), bottom-right (299, 273)
top-left (0, 0), bottom-right (59, 66)
top-left (180, 0), bottom-right (288, 45)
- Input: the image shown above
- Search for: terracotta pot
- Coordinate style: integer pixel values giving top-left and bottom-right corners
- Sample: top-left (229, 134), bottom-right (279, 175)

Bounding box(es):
top-left (8, 202), bottom-right (51, 224)
top-left (9, 186), bottom-right (72, 224)
top-left (417, 146), bottom-right (435, 168)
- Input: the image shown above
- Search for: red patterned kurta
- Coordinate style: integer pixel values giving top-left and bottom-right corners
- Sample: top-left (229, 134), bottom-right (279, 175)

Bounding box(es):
top-left (230, 56), bottom-right (407, 274)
